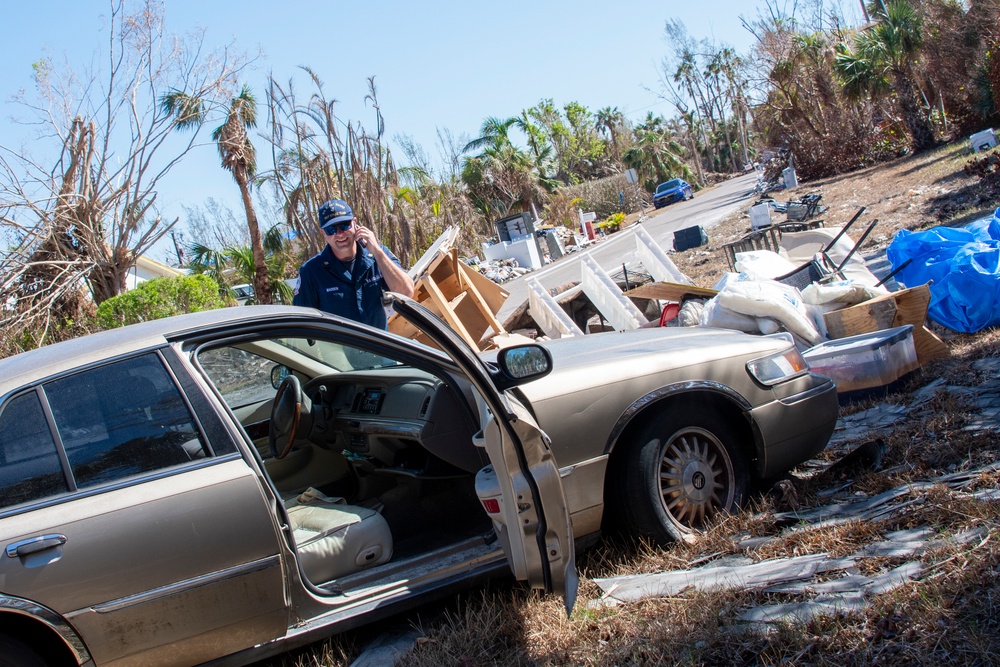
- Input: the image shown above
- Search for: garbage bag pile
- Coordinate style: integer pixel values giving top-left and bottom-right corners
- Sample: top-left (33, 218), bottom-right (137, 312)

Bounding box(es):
top-left (680, 262), bottom-right (887, 350)
top-left (887, 209), bottom-right (1000, 333)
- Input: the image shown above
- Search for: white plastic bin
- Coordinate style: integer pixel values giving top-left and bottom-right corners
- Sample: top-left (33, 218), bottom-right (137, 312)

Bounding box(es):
top-left (970, 129), bottom-right (997, 153)
top-left (803, 324), bottom-right (918, 396)
top-left (749, 202), bottom-right (771, 230)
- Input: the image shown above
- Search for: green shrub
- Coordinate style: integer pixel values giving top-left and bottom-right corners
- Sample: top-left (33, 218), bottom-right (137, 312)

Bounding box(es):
top-left (96, 274), bottom-right (230, 329)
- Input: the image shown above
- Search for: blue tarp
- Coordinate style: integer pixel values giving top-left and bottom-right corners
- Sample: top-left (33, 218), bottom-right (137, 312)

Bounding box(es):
top-left (886, 209), bottom-right (1000, 333)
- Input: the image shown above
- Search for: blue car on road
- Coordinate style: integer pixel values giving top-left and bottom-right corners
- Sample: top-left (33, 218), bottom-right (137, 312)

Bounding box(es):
top-left (652, 178), bottom-right (694, 208)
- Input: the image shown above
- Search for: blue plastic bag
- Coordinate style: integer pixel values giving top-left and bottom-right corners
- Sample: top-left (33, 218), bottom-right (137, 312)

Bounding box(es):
top-left (886, 209), bottom-right (1000, 333)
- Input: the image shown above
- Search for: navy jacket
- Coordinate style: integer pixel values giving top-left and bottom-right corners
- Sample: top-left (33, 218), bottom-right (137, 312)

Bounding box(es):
top-left (292, 243), bottom-right (402, 330)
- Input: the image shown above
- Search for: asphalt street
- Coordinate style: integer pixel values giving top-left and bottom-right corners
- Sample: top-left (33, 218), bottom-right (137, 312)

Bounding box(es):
top-left (496, 172), bottom-right (759, 324)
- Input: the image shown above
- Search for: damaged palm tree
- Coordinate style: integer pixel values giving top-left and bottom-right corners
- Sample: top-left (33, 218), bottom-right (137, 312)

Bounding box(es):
top-left (262, 73), bottom-right (416, 266)
top-left (0, 0), bottom-right (248, 350)
top-left (213, 85), bottom-right (272, 305)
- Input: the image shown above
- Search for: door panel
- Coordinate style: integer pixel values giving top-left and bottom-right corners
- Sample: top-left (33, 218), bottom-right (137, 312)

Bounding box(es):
top-left (0, 460), bottom-right (287, 665)
top-left (391, 297), bottom-right (577, 611)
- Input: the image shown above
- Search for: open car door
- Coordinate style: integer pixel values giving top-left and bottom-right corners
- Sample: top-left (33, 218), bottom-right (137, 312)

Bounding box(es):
top-left (391, 296), bottom-right (577, 615)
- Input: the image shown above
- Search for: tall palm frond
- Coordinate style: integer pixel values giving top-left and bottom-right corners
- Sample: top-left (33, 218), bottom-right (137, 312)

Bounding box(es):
top-left (160, 90), bottom-right (205, 129)
top-left (462, 116), bottom-right (517, 154)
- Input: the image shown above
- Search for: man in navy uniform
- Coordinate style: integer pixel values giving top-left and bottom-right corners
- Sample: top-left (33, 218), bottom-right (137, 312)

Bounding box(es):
top-left (292, 199), bottom-right (414, 329)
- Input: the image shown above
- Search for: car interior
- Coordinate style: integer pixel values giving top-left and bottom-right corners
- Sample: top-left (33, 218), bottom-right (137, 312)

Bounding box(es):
top-left (195, 334), bottom-right (501, 594)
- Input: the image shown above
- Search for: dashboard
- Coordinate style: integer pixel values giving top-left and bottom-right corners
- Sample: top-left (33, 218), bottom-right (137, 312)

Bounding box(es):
top-left (303, 367), bottom-right (487, 474)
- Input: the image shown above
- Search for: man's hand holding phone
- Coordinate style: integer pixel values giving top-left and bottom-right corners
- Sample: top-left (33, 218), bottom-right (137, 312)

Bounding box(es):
top-left (355, 224), bottom-right (374, 248)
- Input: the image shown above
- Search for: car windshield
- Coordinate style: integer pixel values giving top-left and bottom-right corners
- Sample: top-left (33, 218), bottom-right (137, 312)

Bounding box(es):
top-left (198, 336), bottom-right (403, 410)
top-left (657, 179), bottom-right (682, 192)
top-left (273, 337), bottom-right (401, 372)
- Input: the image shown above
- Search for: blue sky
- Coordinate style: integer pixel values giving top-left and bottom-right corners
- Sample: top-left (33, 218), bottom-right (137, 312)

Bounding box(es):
top-left (0, 1), bottom-right (860, 261)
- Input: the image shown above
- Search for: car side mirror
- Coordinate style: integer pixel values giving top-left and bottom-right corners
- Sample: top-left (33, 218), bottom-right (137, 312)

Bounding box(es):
top-left (270, 364), bottom-right (291, 390)
top-left (493, 344), bottom-right (552, 391)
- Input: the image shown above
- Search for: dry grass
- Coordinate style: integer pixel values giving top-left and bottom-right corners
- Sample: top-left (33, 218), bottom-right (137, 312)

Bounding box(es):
top-left (267, 142), bottom-right (1000, 667)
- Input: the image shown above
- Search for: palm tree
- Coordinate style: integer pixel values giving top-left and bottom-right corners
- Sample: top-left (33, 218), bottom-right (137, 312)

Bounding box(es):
top-left (187, 224), bottom-right (294, 304)
top-left (595, 106), bottom-right (627, 163)
top-left (213, 85), bottom-right (273, 303)
top-left (512, 111), bottom-right (552, 172)
top-left (462, 116), bottom-right (518, 155)
top-left (834, 0), bottom-right (935, 151)
top-left (624, 114), bottom-right (693, 192)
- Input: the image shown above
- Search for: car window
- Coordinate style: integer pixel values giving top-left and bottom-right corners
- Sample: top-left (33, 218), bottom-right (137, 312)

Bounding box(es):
top-left (657, 179), bottom-right (681, 192)
top-left (200, 346), bottom-right (279, 409)
top-left (44, 353), bottom-right (207, 488)
top-left (0, 391), bottom-right (70, 510)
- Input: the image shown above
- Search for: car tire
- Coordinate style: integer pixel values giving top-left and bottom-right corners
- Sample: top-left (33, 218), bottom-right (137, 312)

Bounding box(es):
top-left (610, 406), bottom-right (749, 544)
top-left (0, 635), bottom-right (48, 667)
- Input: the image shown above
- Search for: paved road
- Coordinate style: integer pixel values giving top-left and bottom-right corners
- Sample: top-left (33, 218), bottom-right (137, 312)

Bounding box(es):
top-left (496, 172), bottom-right (759, 324)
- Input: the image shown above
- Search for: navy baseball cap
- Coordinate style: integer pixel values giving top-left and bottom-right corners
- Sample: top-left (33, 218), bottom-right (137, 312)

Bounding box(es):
top-left (318, 199), bottom-right (354, 232)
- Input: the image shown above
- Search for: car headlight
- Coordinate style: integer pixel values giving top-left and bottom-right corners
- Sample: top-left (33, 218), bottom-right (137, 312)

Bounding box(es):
top-left (746, 334), bottom-right (809, 386)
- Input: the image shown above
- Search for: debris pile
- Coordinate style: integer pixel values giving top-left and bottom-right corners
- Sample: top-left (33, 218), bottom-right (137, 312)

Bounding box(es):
top-left (395, 199), bottom-right (976, 404)
top-left (387, 227), bottom-right (531, 352)
top-left (470, 258), bottom-right (531, 284)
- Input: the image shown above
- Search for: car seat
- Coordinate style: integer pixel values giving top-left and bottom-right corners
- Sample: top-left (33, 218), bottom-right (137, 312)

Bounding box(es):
top-left (283, 488), bottom-right (393, 584)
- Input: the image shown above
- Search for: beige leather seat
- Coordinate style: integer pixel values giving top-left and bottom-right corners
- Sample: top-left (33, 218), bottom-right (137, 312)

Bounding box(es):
top-left (284, 491), bottom-right (393, 584)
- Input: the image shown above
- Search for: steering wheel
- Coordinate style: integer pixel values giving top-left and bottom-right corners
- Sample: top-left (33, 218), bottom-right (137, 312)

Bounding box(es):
top-left (269, 375), bottom-right (311, 459)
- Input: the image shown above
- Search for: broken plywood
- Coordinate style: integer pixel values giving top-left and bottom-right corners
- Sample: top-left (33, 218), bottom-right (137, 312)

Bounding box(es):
top-left (624, 281), bottom-right (719, 303)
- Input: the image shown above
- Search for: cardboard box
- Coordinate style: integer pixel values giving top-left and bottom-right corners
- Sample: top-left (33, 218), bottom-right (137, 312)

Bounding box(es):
top-left (822, 283), bottom-right (948, 366)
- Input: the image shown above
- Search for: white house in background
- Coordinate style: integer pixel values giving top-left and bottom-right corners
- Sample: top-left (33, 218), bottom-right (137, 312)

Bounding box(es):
top-left (125, 255), bottom-right (185, 290)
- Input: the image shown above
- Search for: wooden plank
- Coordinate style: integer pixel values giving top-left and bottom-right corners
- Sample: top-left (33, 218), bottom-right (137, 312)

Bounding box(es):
top-left (451, 248), bottom-right (465, 291)
top-left (624, 281), bottom-right (718, 302)
top-left (824, 300), bottom-right (898, 337)
top-left (422, 276), bottom-right (478, 349)
top-left (450, 292), bottom-right (496, 349)
top-left (427, 256), bottom-right (463, 301)
top-left (822, 284), bottom-right (949, 365)
top-left (458, 260), bottom-right (510, 314)
top-left (450, 272), bottom-right (506, 345)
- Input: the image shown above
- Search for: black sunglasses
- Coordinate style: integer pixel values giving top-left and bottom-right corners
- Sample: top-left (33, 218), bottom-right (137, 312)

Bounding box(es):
top-left (322, 219), bottom-right (354, 235)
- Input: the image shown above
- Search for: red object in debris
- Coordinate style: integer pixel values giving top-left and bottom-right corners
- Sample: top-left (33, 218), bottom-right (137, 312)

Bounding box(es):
top-left (659, 302), bottom-right (680, 326)
top-left (584, 220), bottom-right (596, 241)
